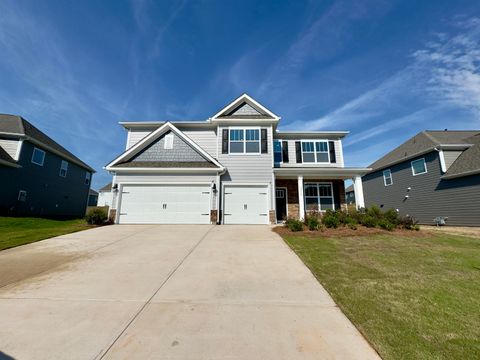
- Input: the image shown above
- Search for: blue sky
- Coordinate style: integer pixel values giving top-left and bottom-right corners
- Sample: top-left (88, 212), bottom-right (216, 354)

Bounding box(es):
top-left (1, 0), bottom-right (479, 189)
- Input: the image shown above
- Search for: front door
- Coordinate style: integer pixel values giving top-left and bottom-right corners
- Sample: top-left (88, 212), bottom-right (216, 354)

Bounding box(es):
top-left (275, 188), bottom-right (287, 222)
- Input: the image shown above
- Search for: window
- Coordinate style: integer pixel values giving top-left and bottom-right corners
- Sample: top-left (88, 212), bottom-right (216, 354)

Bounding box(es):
top-left (18, 190), bottom-right (27, 202)
top-left (85, 172), bottom-right (91, 185)
top-left (302, 141), bottom-right (329, 163)
top-left (229, 128), bottom-right (260, 154)
top-left (304, 183), bottom-right (334, 212)
top-left (383, 169), bottom-right (393, 186)
top-left (31, 147), bottom-right (45, 166)
top-left (411, 158), bottom-right (427, 176)
top-left (59, 160), bottom-right (69, 177)
top-left (164, 134), bottom-right (174, 149)
top-left (274, 140), bottom-right (282, 163)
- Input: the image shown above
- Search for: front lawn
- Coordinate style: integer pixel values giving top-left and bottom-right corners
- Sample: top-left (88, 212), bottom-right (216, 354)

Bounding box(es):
top-left (0, 217), bottom-right (93, 251)
top-left (280, 231), bottom-right (480, 359)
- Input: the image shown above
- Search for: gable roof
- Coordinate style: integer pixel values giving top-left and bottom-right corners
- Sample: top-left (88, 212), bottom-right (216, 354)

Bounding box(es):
top-left (211, 93), bottom-right (280, 120)
top-left (0, 145), bottom-right (19, 167)
top-left (368, 130), bottom-right (480, 172)
top-left (89, 188), bottom-right (99, 196)
top-left (105, 122), bottom-right (224, 171)
top-left (345, 184), bottom-right (354, 193)
top-left (0, 114), bottom-right (95, 172)
top-left (443, 133), bottom-right (480, 179)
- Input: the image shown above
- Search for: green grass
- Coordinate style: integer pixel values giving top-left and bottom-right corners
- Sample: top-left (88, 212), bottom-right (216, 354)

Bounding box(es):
top-left (281, 232), bottom-right (480, 360)
top-left (0, 217), bottom-right (92, 251)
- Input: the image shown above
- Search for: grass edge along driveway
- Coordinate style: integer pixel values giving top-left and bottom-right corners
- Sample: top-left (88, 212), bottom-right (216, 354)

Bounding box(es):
top-left (280, 231), bottom-right (480, 360)
top-left (0, 217), bottom-right (93, 251)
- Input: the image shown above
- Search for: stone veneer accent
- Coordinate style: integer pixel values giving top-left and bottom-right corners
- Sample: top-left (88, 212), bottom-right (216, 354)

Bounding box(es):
top-left (210, 210), bottom-right (218, 224)
top-left (269, 210), bottom-right (276, 224)
top-left (109, 209), bottom-right (117, 223)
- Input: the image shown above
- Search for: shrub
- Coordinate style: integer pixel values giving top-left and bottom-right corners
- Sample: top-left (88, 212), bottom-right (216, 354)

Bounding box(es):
top-left (347, 222), bottom-right (358, 230)
top-left (383, 209), bottom-right (399, 225)
top-left (322, 214), bottom-right (340, 229)
top-left (305, 214), bottom-right (321, 231)
top-left (361, 215), bottom-right (377, 228)
top-left (366, 205), bottom-right (382, 218)
top-left (398, 216), bottom-right (418, 230)
top-left (285, 217), bottom-right (303, 232)
top-left (85, 208), bottom-right (108, 225)
top-left (378, 219), bottom-right (395, 231)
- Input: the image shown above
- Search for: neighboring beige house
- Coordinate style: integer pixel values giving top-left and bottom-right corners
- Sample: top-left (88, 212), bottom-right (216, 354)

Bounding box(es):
top-left (97, 182), bottom-right (112, 207)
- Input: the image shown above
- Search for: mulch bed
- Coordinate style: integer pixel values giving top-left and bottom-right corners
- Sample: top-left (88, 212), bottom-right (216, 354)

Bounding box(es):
top-left (272, 225), bottom-right (430, 238)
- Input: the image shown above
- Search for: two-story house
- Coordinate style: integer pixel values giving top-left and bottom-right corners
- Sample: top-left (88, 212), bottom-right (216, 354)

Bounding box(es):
top-left (105, 94), bottom-right (369, 224)
top-left (0, 114), bottom-right (95, 218)
top-left (363, 130), bottom-right (480, 226)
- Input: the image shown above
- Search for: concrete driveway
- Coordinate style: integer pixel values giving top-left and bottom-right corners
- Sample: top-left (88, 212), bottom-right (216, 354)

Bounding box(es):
top-left (0, 225), bottom-right (380, 360)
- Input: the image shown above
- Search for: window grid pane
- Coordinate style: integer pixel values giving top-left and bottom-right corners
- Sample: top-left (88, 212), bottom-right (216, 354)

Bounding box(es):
top-left (304, 183), bottom-right (334, 212)
top-left (412, 159), bottom-right (426, 175)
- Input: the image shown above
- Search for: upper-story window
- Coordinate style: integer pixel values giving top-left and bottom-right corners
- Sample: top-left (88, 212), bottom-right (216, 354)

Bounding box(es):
top-left (274, 140), bottom-right (282, 163)
top-left (383, 169), bottom-right (393, 186)
top-left (59, 160), bottom-right (69, 177)
top-left (31, 147), bottom-right (45, 166)
top-left (411, 158), bottom-right (427, 176)
top-left (85, 172), bottom-right (91, 185)
top-left (229, 128), bottom-right (260, 154)
top-left (302, 141), bottom-right (329, 163)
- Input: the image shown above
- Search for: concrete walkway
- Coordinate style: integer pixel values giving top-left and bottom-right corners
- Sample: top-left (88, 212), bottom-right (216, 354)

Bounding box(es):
top-left (0, 225), bottom-right (380, 360)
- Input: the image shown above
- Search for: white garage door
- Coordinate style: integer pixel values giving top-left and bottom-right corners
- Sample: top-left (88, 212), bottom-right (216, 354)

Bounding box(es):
top-left (118, 184), bottom-right (211, 224)
top-left (224, 185), bottom-right (269, 224)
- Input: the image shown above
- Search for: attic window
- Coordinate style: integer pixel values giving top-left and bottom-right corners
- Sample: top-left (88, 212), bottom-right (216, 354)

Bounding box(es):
top-left (164, 134), bottom-right (174, 149)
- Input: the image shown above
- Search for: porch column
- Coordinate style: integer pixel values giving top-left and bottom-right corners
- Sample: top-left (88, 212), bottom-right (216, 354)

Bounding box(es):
top-left (297, 175), bottom-right (305, 220)
top-left (353, 176), bottom-right (365, 209)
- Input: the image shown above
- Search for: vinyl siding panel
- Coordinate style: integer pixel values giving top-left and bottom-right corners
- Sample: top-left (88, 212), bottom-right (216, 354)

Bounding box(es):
top-left (0, 138), bottom-right (19, 159)
top-left (217, 125), bottom-right (273, 182)
top-left (127, 129), bottom-right (153, 148)
top-left (443, 150), bottom-right (463, 170)
top-left (363, 151), bottom-right (480, 226)
top-left (181, 127), bottom-right (217, 157)
top-left (280, 139), bottom-right (343, 167)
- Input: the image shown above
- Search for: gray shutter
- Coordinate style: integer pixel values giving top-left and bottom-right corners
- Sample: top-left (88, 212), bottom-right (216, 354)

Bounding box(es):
top-left (261, 129), bottom-right (268, 154)
top-left (329, 141), bottom-right (336, 163)
top-left (282, 141), bottom-right (289, 163)
top-left (222, 129), bottom-right (229, 154)
top-left (295, 141), bottom-right (302, 163)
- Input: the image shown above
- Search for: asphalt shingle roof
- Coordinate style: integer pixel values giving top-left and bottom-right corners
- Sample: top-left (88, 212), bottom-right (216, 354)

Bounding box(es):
top-left (0, 145), bottom-right (16, 166)
top-left (444, 133), bottom-right (480, 178)
top-left (99, 182), bottom-right (112, 191)
top-left (0, 114), bottom-right (94, 171)
top-left (112, 161), bottom-right (218, 168)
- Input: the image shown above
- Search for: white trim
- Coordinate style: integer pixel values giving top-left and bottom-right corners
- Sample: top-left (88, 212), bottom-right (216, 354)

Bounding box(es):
top-left (31, 147), bottom-right (45, 166)
top-left (297, 176), bottom-right (304, 220)
top-left (438, 150), bottom-right (447, 173)
top-left (411, 158), bottom-right (427, 176)
top-left (353, 176), bottom-right (365, 209)
top-left (300, 140), bottom-right (330, 164)
top-left (105, 122), bottom-right (224, 170)
top-left (211, 93), bottom-right (280, 120)
top-left (164, 133), bottom-right (174, 149)
top-left (383, 169), bottom-right (393, 186)
top-left (125, 130), bottom-right (131, 150)
top-left (14, 139), bottom-right (23, 161)
top-left (338, 139), bottom-right (344, 167)
top-left (304, 182), bottom-right (335, 213)
top-left (107, 167), bottom-right (222, 173)
top-left (228, 127), bottom-right (261, 155)
top-left (59, 160), bottom-right (69, 178)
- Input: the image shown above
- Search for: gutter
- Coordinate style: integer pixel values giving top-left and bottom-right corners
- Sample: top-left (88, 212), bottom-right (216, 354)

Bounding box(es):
top-left (441, 168), bottom-right (480, 180)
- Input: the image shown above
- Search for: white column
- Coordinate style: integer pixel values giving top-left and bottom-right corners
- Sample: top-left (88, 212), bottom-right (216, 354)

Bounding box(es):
top-left (298, 176), bottom-right (305, 220)
top-left (353, 176), bottom-right (365, 209)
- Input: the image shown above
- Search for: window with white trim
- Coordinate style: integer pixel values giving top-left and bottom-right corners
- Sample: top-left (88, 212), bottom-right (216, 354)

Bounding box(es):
top-left (411, 158), bottom-right (427, 176)
top-left (31, 147), bottom-right (45, 166)
top-left (274, 140), bottom-right (282, 163)
top-left (18, 190), bottom-right (27, 202)
top-left (383, 169), bottom-right (393, 186)
top-left (302, 141), bottom-right (329, 163)
top-left (304, 183), bottom-right (334, 211)
top-left (229, 128), bottom-right (260, 154)
top-left (164, 134), bottom-right (174, 149)
top-left (59, 160), bottom-right (69, 177)
top-left (85, 172), bottom-right (91, 185)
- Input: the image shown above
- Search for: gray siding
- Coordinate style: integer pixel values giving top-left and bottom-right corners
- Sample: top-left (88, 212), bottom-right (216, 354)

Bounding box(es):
top-left (217, 125), bottom-right (273, 182)
top-left (181, 127), bottom-right (217, 157)
top-left (0, 141), bottom-right (91, 217)
top-left (277, 139), bottom-right (344, 167)
top-left (443, 150), bottom-right (463, 170)
top-left (132, 131), bottom-right (207, 163)
top-left (127, 129), bottom-right (154, 148)
top-left (230, 103), bottom-right (262, 116)
top-left (363, 151), bottom-right (480, 226)
top-left (0, 138), bottom-right (19, 159)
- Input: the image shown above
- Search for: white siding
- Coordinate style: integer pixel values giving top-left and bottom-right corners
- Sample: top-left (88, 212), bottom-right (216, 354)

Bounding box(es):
top-left (443, 150), bottom-right (463, 170)
top-left (217, 125), bottom-right (273, 182)
top-left (281, 139), bottom-right (344, 167)
top-left (0, 138), bottom-right (20, 160)
top-left (180, 127), bottom-right (217, 157)
top-left (97, 191), bottom-right (112, 207)
top-left (127, 129), bottom-right (155, 148)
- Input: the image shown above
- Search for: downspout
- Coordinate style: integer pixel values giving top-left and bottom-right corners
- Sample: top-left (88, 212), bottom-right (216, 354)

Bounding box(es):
top-left (434, 147), bottom-right (446, 173)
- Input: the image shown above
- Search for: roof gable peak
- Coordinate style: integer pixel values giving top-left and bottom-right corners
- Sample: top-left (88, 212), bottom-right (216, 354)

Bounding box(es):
top-left (211, 93), bottom-right (280, 120)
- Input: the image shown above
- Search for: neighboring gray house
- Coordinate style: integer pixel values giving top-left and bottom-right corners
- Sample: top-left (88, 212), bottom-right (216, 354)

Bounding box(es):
top-left (105, 94), bottom-right (370, 224)
top-left (0, 114), bottom-right (95, 218)
top-left (345, 184), bottom-right (355, 205)
top-left (363, 130), bottom-right (480, 226)
top-left (88, 189), bottom-right (99, 207)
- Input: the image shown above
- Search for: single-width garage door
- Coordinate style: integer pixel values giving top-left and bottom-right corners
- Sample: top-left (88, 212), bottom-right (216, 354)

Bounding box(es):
top-left (118, 184), bottom-right (211, 224)
top-left (224, 185), bottom-right (269, 224)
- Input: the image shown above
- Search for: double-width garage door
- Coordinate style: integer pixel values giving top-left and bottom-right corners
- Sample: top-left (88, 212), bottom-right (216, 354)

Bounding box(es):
top-left (224, 185), bottom-right (269, 224)
top-left (118, 184), bottom-right (211, 224)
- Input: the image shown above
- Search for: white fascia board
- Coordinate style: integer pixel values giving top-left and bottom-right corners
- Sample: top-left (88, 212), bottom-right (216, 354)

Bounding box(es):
top-left (119, 120), bottom-right (214, 129)
top-left (274, 167), bottom-right (372, 178)
top-left (105, 167), bottom-right (223, 173)
top-left (275, 130), bottom-right (349, 139)
top-left (211, 93), bottom-right (280, 120)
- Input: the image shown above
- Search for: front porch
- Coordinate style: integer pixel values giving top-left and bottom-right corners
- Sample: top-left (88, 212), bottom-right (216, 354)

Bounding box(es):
top-left (273, 167), bottom-right (369, 221)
